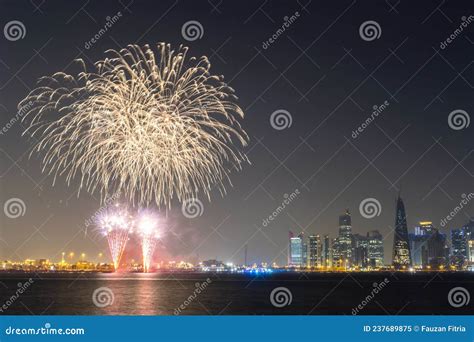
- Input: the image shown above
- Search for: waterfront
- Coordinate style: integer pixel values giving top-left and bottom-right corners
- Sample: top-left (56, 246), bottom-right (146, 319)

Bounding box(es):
top-left (0, 272), bottom-right (472, 315)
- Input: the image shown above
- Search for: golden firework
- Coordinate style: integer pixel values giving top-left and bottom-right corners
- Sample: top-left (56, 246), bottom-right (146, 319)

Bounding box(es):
top-left (20, 43), bottom-right (249, 206)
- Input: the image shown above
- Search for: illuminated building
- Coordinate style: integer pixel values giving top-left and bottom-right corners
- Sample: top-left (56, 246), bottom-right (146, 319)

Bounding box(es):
top-left (367, 230), bottom-right (384, 268)
top-left (322, 234), bottom-right (331, 267)
top-left (332, 237), bottom-right (342, 268)
top-left (338, 209), bottom-right (353, 268)
top-left (308, 234), bottom-right (322, 268)
top-left (409, 233), bottom-right (429, 268)
top-left (353, 234), bottom-right (368, 268)
top-left (392, 195), bottom-right (411, 268)
top-left (288, 231), bottom-right (305, 268)
top-left (451, 228), bottom-right (468, 269)
top-left (427, 228), bottom-right (447, 268)
top-left (452, 218), bottom-right (474, 269)
top-left (409, 222), bottom-right (446, 269)
top-left (468, 240), bottom-right (474, 264)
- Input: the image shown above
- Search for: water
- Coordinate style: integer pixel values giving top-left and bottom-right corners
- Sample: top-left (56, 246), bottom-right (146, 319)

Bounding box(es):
top-left (0, 272), bottom-right (472, 315)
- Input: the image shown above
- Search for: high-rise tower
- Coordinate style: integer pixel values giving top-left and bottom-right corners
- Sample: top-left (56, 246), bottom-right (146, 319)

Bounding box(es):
top-left (392, 196), bottom-right (411, 268)
top-left (338, 209), bottom-right (353, 268)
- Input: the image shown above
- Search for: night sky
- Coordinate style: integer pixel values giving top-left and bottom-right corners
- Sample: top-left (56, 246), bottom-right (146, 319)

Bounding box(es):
top-left (0, 0), bottom-right (473, 266)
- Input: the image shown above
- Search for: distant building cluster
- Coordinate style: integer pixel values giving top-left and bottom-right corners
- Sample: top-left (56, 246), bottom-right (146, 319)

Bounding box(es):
top-left (288, 210), bottom-right (384, 271)
top-left (288, 195), bottom-right (474, 271)
top-left (2, 194), bottom-right (473, 273)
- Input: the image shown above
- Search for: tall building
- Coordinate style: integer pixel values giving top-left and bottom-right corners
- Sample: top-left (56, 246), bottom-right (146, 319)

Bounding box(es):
top-left (409, 222), bottom-right (446, 269)
top-left (353, 234), bottom-right (368, 268)
top-left (427, 228), bottom-right (447, 268)
top-left (468, 240), bottom-right (474, 264)
top-left (451, 228), bottom-right (468, 269)
top-left (409, 232), bottom-right (429, 268)
top-left (308, 235), bottom-right (322, 268)
top-left (450, 218), bottom-right (474, 269)
top-left (322, 234), bottom-right (331, 267)
top-left (288, 232), bottom-right (305, 268)
top-left (332, 237), bottom-right (342, 268)
top-left (302, 238), bottom-right (308, 267)
top-left (392, 196), bottom-right (411, 269)
top-left (367, 230), bottom-right (384, 268)
top-left (409, 221), bottom-right (434, 268)
top-left (338, 209), bottom-right (353, 268)
top-left (467, 219), bottom-right (474, 270)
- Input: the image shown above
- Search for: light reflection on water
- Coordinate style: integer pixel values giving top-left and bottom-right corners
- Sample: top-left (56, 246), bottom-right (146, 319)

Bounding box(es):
top-left (0, 272), bottom-right (471, 315)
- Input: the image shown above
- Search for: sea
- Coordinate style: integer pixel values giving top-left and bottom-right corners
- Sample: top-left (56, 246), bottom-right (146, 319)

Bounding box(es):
top-left (0, 272), bottom-right (472, 315)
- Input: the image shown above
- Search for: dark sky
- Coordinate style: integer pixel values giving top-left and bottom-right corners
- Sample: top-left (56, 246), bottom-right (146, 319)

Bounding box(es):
top-left (0, 0), bottom-right (473, 265)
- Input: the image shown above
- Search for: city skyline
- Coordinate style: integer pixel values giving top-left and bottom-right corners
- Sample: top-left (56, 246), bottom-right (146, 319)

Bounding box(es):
top-left (3, 197), bottom-right (473, 269)
top-left (1, 0), bottom-right (473, 267)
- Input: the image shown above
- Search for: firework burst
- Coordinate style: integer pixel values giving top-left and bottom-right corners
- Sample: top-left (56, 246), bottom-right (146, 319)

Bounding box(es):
top-left (97, 204), bottom-right (133, 271)
top-left (20, 43), bottom-right (249, 207)
top-left (137, 211), bottom-right (162, 273)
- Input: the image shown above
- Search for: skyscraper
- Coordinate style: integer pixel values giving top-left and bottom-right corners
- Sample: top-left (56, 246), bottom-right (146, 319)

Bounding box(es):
top-left (332, 237), bottom-right (342, 268)
top-left (392, 196), bottom-right (411, 269)
top-left (450, 218), bottom-right (474, 269)
top-left (409, 221), bottom-right (434, 269)
top-left (426, 228), bottom-right (447, 269)
top-left (338, 209), bottom-right (353, 268)
top-left (308, 234), bottom-right (322, 268)
top-left (353, 234), bottom-right (368, 268)
top-left (451, 228), bottom-right (468, 269)
top-left (322, 234), bottom-right (331, 268)
top-left (288, 231), bottom-right (305, 268)
top-left (409, 231), bottom-right (429, 268)
top-left (367, 230), bottom-right (384, 268)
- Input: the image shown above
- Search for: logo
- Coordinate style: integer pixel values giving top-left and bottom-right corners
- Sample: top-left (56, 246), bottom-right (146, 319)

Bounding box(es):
top-left (447, 287), bottom-right (470, 308)
top-left (4, 20), bottom-right (26, 41)
top-left (4, 198), bottom-right (26, 219)
top-left (92, 287), bottom-right (114, 308)
top-left (181, 198), bottom-right (204, 218)
top-left (181, 20), bottom-right (204, 41)
top-left (270, 287), bottom-right (292, 308)
top-left (359, 21), bottom-right (381, 41)
top-left (359, 198), bottom-right (381, 219)
top-left (270, 109), bottom-right (292, 130)
top-left (448, 109), bottom-right (470, 130)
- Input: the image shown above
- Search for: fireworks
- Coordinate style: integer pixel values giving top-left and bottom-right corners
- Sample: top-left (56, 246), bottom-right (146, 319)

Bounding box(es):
top-left (20, 42), bottom-right (249, 207)
top-left (137, 211), bottom-right (162, 273)
top-left (97, 204), bottom-right (133, 271)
